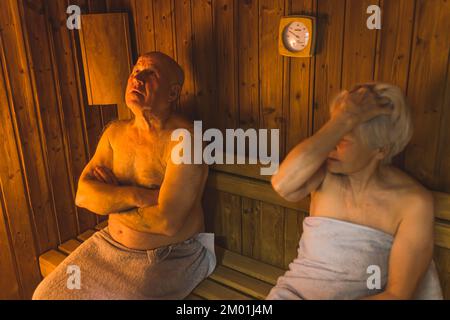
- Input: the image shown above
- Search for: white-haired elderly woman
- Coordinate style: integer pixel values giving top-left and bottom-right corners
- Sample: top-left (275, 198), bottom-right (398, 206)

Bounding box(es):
top-left (268, 82), bottom-right (443, 300)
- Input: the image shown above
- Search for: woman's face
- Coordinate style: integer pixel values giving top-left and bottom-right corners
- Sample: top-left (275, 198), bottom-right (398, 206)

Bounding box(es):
top-left (326, 130), bottom-right (379, 175)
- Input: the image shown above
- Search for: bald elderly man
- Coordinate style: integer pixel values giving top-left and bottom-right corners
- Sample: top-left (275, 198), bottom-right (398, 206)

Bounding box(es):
top-left (33, 52), bottom-right (216, 300)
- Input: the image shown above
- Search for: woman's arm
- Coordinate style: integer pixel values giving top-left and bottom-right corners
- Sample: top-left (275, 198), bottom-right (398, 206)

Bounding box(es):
top-left (362, 190), bottom-right (435, 300)
top-left (272, 88), bottom-right (392, 202)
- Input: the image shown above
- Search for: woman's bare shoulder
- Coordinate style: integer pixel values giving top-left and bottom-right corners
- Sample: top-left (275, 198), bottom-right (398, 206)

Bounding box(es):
top-left (384, 166), bottom-right (434, 219)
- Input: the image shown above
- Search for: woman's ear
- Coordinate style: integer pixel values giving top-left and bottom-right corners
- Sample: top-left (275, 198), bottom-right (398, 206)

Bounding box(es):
top-left (168, 84), bottom-right (181, 103)
top-left (375, 145), bottom-right (389, 161)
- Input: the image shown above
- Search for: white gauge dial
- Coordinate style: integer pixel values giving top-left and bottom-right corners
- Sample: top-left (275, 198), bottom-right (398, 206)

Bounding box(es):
top-left (282, 21), bottom-right (309, 52)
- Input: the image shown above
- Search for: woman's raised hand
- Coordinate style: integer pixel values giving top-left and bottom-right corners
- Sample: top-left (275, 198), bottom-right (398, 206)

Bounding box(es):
top-left (331, 87), bottom-right (393, 127)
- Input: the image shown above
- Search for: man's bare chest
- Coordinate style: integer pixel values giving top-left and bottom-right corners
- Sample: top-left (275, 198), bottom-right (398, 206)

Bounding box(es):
top-left (111, 136), bottom-right (168, 188)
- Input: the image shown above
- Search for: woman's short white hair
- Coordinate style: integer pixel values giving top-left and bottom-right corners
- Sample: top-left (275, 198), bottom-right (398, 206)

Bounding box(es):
top-left (330, 82), bottom-right (413, 164)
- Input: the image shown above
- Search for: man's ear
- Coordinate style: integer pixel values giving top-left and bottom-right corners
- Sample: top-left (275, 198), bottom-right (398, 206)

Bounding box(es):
top-left (168, 84), bottom-right (181, 103)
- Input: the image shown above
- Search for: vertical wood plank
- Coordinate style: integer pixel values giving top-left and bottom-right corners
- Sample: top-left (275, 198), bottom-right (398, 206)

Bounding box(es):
top-left (202, 187), bottom-right (219, 234)
top-left (191, 0), bottom-right (217, 127)
top-left (241, 197), bottom-right (262, 259)
top-left (153, 0), bottom-right (176, 58)
top-left (214, 0), bottom-right (238, 130)
top-left (341, 0), bottom-right (379, 88)
top-left (0, 0), bottom-right (60, 253)
top-left (0, 57), bottom-right (26, 301)
top-left (238, 0), bottom-right (260, 130)
top-left (174, 0), bottom-right (196, 119)
top-left (404, 0), bottom-right (450, 189)
top-left (0, 13), bottom-right (42, 296)
top-left (46, 0), bottom-right (99, 232)
top-left (134, 0), bottom-right (156, 54)
top-left (374, 0), bottom-right (415, 91)
top-left (374, 0), bottom-right (415, 169)
top-left (70, 0), bottom-right (103, 231)
top-left (260, 202), bottom-right (285, 267)
top-left (88, 0), bottom-right (119, 129)
top-left (106, 0), bottom-right (139, 59)
top-left (0, 187), bottom-right (22, 299)
top-left (219, 192), bottom-right (242, 253)
top-left (285, 0), bottom-right (316, 152)
top-left (437, 55), bottom-right (450, 193)
top-left (259, 0), bottom-right (285, 155)
top-left (23, 0), bottom-right (78, 243)
top-left (284, 209), bottom-right (305, 268)
top-left (105, 0), bottom-right (136, 120)
top-left (313, 0), bottom-right (345, 132)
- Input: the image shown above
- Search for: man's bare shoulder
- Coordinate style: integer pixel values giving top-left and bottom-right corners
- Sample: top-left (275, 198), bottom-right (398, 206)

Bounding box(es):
top-left (101, 119), bottom-right (132, 140)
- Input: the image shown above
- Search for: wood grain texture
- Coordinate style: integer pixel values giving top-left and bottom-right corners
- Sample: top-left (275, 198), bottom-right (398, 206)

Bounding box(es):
top-left (404, 0), bottom-right (450, 189)
top-left (313, 0), bottom-right (345, 132)
top-left (2, 0), bottom-right (450, 299)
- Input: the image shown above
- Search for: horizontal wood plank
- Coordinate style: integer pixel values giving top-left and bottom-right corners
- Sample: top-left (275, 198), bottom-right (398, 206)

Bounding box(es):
top-left (216, 246), bottom-right (284, 286)
top-left (95, 220), bottom-right (108, 231)
top-left (58, 239), bottom-right (82, 255)
top-left (192, 279), bottom-right (252, 300)
top-left (76, 229), bottom-right (96, 242)
top-left (38, 250), bottom-right (67, 278)
top-left (209, 265), bottom-right (273, 299)
top-left (208, 170), bottom-right (450, 241)
top-left (207, 171), bottom-right (310, 212)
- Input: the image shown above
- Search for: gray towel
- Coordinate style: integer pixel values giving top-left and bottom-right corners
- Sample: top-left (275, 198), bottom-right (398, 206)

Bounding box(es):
top-left (33, 228), bottom-right (216, 300)
top-left (267, 216), bottom-right (443, 300)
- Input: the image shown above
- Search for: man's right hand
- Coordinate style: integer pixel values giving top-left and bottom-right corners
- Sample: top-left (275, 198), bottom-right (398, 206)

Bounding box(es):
top-left (90, 165), bottom-right (159, 208)
top-left (92, 166), bottom-right (119, 185)
top-left (132, 187), bottom-right (160, 208)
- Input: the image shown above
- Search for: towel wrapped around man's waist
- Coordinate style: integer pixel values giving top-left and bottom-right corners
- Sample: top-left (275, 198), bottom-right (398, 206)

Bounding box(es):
top-left (266, 216), bottom-right (443, 300)
top-left (32, 227), bottom-right (216, 300)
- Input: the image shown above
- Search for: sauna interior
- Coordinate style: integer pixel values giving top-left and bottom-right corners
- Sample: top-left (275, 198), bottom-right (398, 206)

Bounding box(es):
top-left (0, 0), bottom-right (449, 300)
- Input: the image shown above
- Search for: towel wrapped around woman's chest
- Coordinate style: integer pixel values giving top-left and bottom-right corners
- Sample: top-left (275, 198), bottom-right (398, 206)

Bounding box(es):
top-left (266, 217), bottom-right (443, 300)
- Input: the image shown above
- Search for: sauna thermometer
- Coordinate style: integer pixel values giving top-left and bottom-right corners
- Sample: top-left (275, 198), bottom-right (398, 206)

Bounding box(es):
top-left (279, 15), bottom-right (316, 57)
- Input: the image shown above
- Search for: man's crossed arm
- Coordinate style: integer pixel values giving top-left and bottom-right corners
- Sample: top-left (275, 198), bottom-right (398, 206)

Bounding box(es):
top-left (75, 123), bottom-right (208, 237)
top-left (75, 123), bottom-right (159, 215)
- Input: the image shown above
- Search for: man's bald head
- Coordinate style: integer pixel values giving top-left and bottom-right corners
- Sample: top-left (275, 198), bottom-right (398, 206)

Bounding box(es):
top-left (139, 51), bottom-right (184, 87)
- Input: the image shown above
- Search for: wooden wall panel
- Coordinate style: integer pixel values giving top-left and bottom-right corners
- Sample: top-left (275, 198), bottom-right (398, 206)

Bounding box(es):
top-left (404, 0), bottom-right (450, 190)
top-left (46, 0), bottom-right (93, 231)
top-left (313, 0), bottom-right (345, 132)
top-left (284, 208), bottom-right (305, 268)
top-left (23, 0), bottom-right (78, 243)
top-left (374, 0), bottom-right (415, 91)
top-left (285, 0), bottom-right (316, 151)
top-left (134, 0), bottom-right (156, 54)
top-left (241, 197), bottom-right (262, 258)
top-left (341, 0), bottom-right (379, 88)
top-left (0, 188), bottom-right (21, 300)
top-left (1, 0), bottom-right (450, 299)
top-left (0, 2), bottom-right (43, 296)
top-left (153, 0), bottom-right (175, 58)
top-left (192, 0), bottom-right (217, 126)
top-left (259, 0), bottom-right (286, 155)
top-left (238, 0), bottom-right (260, 130)
top-left (174, 0), bottom-right (196, 118)
top-left (0, 0), bottom-right (59, 255)
top-left (215, 0), bottom-right (239, 130)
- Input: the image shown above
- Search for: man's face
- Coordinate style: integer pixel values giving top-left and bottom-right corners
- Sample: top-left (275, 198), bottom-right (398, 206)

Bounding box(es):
top-left (326, 130), bottom-right (378, 175)
top-left (125, 56), bottom-right (172, 116)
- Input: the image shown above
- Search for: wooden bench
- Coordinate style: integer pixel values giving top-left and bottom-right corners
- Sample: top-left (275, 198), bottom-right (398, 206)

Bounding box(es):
top-left (38, 221), bottom-right (284, 300)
